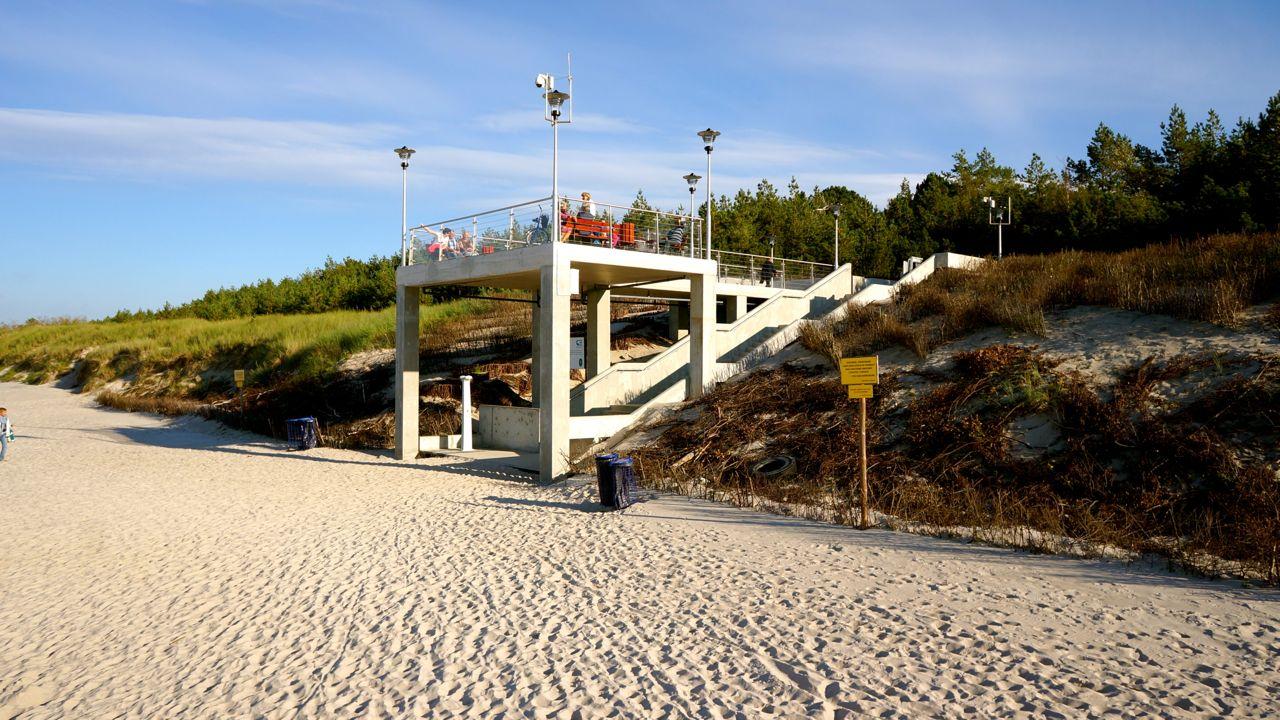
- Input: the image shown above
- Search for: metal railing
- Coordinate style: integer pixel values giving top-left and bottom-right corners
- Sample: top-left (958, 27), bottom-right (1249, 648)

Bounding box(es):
top-left (407, 196), bottom-right (553, 264)
top-left (711, 250), bottom-right (833, 290)
top-left (407, 195), bottom-right (834, 289)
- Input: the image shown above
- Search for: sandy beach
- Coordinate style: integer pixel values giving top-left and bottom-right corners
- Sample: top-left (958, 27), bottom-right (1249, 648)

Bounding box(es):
top-left (0, 381), bottom-right (1277, 719)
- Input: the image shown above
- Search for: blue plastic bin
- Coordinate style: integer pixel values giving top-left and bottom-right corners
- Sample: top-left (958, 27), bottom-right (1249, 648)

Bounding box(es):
top-left (286, 417), bottom-right (319, 450)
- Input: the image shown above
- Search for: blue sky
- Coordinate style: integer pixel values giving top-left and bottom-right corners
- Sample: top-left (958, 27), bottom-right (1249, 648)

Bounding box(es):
top-left (2, 0), bottom-right (1278, 323)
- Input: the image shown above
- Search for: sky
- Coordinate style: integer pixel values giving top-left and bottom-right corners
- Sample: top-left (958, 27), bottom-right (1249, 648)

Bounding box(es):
top-left (2, 0), bottom-right (1279, 323)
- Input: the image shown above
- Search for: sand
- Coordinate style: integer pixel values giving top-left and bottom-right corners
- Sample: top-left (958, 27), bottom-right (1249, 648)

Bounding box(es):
top-left (1, 381), bottom-right (1277, 719)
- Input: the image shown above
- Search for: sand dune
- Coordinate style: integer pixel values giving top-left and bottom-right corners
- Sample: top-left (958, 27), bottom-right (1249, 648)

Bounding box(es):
top-left (0, 381), bottom-right (1277, 718)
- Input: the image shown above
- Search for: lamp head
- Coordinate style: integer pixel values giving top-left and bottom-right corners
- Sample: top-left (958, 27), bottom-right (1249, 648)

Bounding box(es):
top-left (395, 146), bottom-right (415, 162)
top-left (545, 89), bottom-right (570, 117)
top-left (683, 172), bottom-right (702, 188)
top-left (697, 127), bottom-right (720, 150)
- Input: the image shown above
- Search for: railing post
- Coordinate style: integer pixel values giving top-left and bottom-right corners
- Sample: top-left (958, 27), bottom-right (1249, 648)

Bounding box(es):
top-left (508, 208), bottom-right (515, 247)
top-left (750, 256), bottom-right (755, 284)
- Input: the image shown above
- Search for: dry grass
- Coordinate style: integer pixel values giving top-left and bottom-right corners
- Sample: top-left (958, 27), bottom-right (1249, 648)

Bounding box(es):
top-left (804, 232), bottom-right (1280, 362)
top-left (634, 345), bottom-right (1280, 584)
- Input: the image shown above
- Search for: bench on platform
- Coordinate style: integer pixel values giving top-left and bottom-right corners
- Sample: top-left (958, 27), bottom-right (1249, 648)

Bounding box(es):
top-left (563, 218), bottom-right (637, 247)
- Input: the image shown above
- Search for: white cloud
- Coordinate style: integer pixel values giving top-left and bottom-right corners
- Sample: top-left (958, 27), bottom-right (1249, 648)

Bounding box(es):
top-left (0, 107), bottom-right (925, 220)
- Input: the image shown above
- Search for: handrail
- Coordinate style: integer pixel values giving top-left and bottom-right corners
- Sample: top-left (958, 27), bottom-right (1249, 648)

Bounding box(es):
top-left (415, 196), bottom-right (553, 231)
top-left (560, 196), bottom-right (695, 223)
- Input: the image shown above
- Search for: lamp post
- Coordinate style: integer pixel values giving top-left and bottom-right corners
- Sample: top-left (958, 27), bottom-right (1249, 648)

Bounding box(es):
top-left (683, 172), bottom-right (701, 257)
top-left (981, 196), bottom-right (1011, 259)
top-left (395, 146), bottom-right (415, 265)
top-left (819, 202), bottom-right (842, 269)
top-left (545, 89), bottom-right (570, 244)
top-left (697, 128), bottom-right (719, 261)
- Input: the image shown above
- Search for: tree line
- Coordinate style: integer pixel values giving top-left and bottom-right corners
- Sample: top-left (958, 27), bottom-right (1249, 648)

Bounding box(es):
top-left (690, 89), bottom-right (1280, 278)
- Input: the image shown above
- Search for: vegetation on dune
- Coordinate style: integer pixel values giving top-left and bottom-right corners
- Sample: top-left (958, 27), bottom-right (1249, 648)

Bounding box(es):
top-left (637, 234), bottom-right (1280, 584)
top-left (0, 301), bottom-right (486, 392)
top-left (634, 349), bottom-right (1280, 584)
top-left (800, 232), bottom-right (1280, 363)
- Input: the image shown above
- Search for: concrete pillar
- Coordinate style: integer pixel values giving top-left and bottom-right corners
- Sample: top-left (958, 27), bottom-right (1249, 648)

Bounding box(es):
top-left (722, 294), bottom-right (748, 324)
top-left (393, 284), bottom-right (420, 460)
top-left (667, 301), bottom-right (689, 340)
top-left (538, 262), bottom-right (571, 481)
top-left (689, 272), bottom-right (716, 398)
top-left (585, 286), bottom-right (611, 379)
top-left (530, 296), bottom-right (540, 406)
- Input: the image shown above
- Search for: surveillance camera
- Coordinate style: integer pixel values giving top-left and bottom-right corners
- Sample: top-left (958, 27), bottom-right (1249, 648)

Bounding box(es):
top-left (535, 73), bottom-right (550, 88)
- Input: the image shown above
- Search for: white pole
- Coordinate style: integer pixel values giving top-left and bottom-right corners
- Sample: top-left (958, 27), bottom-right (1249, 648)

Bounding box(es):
top-left (998, 222), bottom-right (1003, 260)
top-left (705, 149), bottom-right (713, 260)
top-left (460, 375), bottom-right (473, 451)
top-left (400, 162), bottom-right (408, 265)
top-left (689, 187), bottom-right (696, 257)
top-left (552, 118), bottom-right (560, 244)
top-left (834, 216), bottom-right (840, 269)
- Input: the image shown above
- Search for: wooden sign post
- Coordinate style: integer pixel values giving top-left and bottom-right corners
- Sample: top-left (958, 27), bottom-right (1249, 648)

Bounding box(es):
top-left (839, 356), bottom-right (879, 529)
top-left (234, 369), bottom-right (246, 419)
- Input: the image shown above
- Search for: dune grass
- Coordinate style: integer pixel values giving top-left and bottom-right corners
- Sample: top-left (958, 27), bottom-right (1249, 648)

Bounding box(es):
top-left (0, 300), bottom-right (487, 393)
top-left (802, 232), bottom-right (1280, 363)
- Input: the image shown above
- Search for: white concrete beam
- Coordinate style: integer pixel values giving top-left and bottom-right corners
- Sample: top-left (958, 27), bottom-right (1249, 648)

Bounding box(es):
top-left (585, 286), bottom-right (611, 379)
top-left (394, 284), bottom-right (420, 460)
top-left (537, 258), bottom-right (571, 481)
top-left (723, 294), bottom-right (749, 324)
top-left (688, 272), bottom-right (716, 398)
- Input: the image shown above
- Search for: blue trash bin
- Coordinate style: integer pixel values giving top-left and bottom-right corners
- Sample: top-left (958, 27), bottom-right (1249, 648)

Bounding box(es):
top-left (609, 457), bottom-right (636, 509)
top-left (594, 453), bottom-right (619, 507)
top-left (286, 417), bottom-right (319, 450)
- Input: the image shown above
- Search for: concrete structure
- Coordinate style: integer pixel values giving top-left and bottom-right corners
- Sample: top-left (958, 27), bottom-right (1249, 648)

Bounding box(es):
top-left (395, 228), bottom-right (980, 481)
top-left (395, 241), bottom-right (719, 481)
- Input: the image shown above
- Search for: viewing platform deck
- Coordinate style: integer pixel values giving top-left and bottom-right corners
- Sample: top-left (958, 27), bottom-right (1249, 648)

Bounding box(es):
top-left (394, 196), bottom-right (835, 481)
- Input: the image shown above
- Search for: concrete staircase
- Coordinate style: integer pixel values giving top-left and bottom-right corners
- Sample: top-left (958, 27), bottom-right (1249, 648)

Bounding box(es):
top-left (473, 252), bottom-right (981, 452)
top-left (567, 252), bottom-right (983, 443)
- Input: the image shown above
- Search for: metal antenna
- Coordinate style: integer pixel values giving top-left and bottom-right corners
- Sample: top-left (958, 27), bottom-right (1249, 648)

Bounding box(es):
top-left (566, 52), bottom-right (574, 123)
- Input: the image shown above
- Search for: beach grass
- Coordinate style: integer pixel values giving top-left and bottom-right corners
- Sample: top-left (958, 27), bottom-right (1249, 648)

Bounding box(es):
top-left (0, 299), bottom-right (487, 392)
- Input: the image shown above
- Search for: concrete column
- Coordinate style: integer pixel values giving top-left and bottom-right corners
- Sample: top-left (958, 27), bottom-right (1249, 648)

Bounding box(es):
top-left (538, 262), bottom-right (571, 481)
top-left (667, 301), bottom-right (689, 340)
top-left (530, 295), bottom-right (540, 407)
top-left (689, 272), bottom-right (716, 398)
top-left (393, 284), bottom-right (420, 460)
top-left (585, 286), bottom-right (611, 379)
top-left (722, 294), bottom-right (748, 324)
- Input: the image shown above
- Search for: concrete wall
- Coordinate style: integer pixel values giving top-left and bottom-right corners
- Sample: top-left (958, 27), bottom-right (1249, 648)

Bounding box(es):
top-left (478, 405), bottom-right (540, 452)
top-left (480, 403), bottom-right (641, 447)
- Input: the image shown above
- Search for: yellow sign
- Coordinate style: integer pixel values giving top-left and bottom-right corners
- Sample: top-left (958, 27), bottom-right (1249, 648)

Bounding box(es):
top-left (847, 384), bottom-right (873, 399)
top-left (234, 369), bottom-right (246, 388)
top-left (839, 356), bottom-right (879, 385)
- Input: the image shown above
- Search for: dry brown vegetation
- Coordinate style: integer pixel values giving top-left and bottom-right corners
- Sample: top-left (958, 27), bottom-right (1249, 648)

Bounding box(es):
top-left (639, 234), bottom-right (1280, 584)
top-left (633, 348), bottom-right (1280, 583)
top-left (802, 232), bottom-right (1280, 363)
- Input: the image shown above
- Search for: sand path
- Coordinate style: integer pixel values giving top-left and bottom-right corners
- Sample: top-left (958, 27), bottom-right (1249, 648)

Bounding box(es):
top-left (0, 382), bottom-right (1277, 718)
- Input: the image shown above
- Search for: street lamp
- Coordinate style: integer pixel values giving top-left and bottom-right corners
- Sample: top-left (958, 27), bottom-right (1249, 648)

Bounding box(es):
top-left (981, 196), bottom-right (1011, 259)
top-left (819, 202), bottom-right (842, 269)
top-left (545, 88), bottom-right (571, 244)
top-left (683, 172), bottom-right (701, 257)
top-left (395, 146), bottom-right (415, 266)
top-left (697, 128), bottom-right (719, 261)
